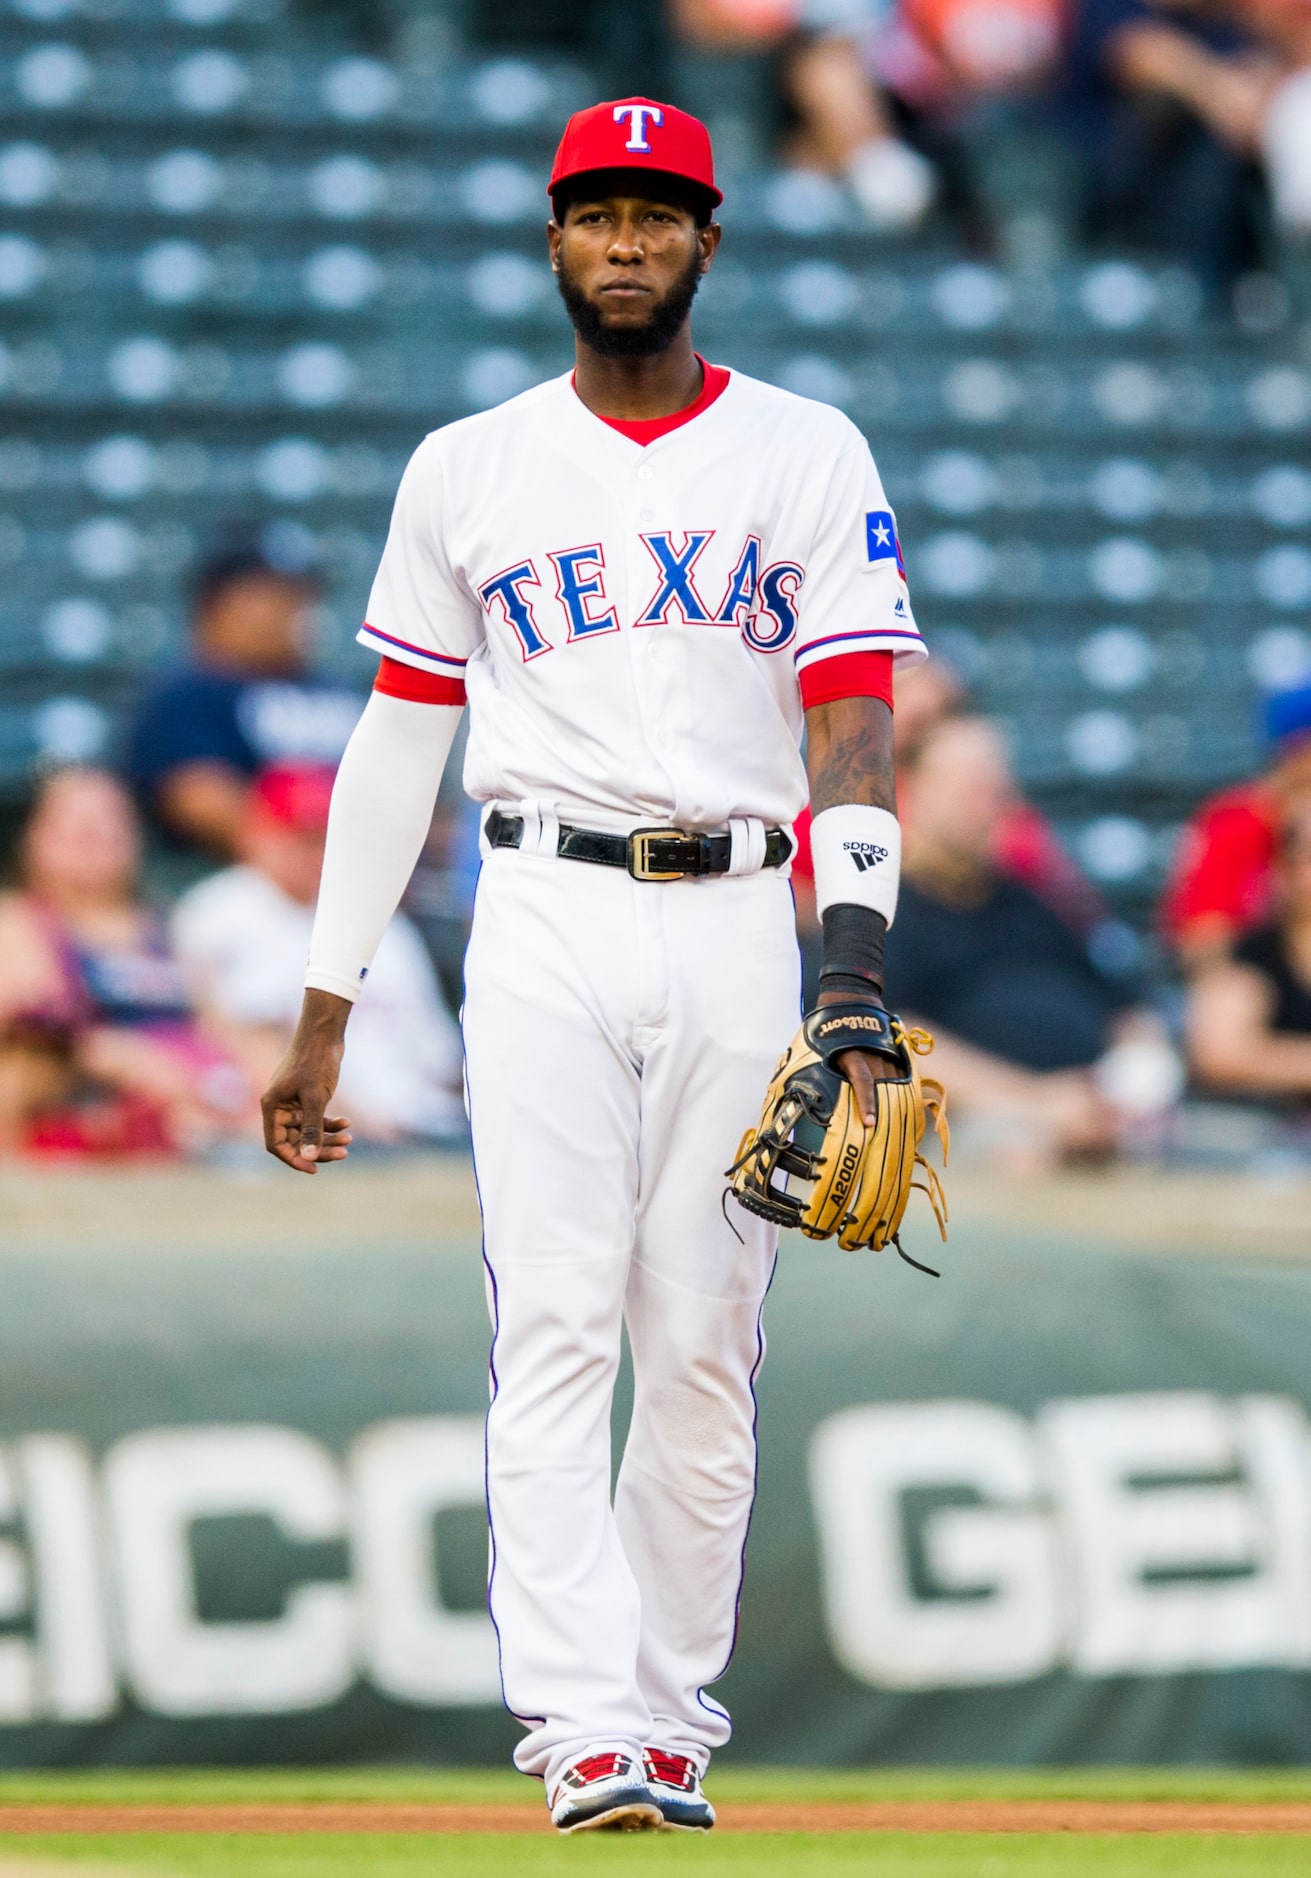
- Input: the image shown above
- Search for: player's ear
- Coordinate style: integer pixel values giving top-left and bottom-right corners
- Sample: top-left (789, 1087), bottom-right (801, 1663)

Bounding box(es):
top-left (697, 221), bottom-right (722, 271)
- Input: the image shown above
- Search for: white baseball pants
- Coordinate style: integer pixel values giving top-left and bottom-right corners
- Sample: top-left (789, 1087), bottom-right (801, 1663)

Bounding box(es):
top-left (461, 842), bottom-right (800, 1789)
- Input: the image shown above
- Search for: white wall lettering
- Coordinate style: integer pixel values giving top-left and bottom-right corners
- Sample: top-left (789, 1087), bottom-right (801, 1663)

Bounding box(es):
top-left (103, 1425), bottom-right (353, 1716)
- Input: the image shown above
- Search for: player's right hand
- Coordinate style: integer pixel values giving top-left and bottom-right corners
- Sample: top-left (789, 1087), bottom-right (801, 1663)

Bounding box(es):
top-left (261, 990), bottom-right (353, 1175)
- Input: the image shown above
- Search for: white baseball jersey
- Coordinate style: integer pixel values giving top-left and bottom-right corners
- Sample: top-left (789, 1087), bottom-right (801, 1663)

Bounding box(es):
top-left (359, 365), bottom-right (925, 832)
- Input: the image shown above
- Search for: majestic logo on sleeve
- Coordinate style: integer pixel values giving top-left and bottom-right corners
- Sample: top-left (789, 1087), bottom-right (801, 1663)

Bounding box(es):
top-left (865, 510), bottom-right (906, 579)
top-left (476, 531), bottom-right (807, 662)
top-left (613, 103), bottom-right (663, 152)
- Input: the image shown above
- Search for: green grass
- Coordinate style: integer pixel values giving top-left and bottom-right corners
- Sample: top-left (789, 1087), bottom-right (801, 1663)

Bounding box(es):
top-left (0, 1769), bottom-right (1308, 1878)
top-left (2, 1767), bottom-right (1311, 1805)
top-left (1, 1834), bottom-right (1310, 1878)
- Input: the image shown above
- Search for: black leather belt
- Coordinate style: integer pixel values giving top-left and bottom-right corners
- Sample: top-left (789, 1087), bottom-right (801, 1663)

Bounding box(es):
top-left (485, 808), bottom-right (793, 882)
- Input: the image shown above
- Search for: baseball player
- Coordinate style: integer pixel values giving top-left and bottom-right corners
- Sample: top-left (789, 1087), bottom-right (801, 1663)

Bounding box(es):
top-left (262, 96), bottom-right (925, 1832)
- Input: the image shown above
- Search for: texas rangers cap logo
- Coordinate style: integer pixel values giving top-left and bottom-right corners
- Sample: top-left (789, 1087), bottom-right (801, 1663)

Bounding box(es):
top-left (547, 96), bottom-right (723, 210)
top-left (614, 102), bottom-right (663, 153)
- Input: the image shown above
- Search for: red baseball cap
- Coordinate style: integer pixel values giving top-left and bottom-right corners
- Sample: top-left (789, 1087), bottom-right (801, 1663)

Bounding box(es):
top-left (548, 97), bottom-right (722, 215)
top-left (250, 763), bottom-right (335, 833)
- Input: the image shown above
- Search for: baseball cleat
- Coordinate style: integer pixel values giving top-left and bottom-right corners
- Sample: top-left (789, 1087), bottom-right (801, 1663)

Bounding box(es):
top-left (549, 1751), bottom-right (663, 1834)
top-left (643, 1747), bottom-right (716, 1831)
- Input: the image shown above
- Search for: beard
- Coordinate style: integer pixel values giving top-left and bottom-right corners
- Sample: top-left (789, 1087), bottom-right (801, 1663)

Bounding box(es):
top-left (556, 248), bottom-right (703, 358)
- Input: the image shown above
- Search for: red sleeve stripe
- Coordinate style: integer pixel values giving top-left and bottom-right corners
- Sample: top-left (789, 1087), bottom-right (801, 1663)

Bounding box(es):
top-left (374, 656), bottom-right (466, 706)
top-left (798, 650), bottom-right (893, 711)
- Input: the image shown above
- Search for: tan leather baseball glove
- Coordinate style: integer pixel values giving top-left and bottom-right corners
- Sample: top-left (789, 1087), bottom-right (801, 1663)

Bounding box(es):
top-left (727, 1002), bottom-right (949, 1269)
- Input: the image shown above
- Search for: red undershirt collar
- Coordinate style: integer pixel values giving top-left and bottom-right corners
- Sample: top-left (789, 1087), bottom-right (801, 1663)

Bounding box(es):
top-left (572, 356), bottom-right (731, 445)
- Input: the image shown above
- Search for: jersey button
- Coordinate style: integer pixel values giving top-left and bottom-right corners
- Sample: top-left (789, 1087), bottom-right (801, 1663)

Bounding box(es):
top-left (639, 508), bottom-right (655, 524)
top-left (636, 465), bottom-right (653, 481)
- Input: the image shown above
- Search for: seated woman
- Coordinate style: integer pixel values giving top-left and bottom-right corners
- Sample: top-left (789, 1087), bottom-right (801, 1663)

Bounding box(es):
top-left (1187, 801), bottom-right (1311, 1104)
top-left (0, 768), bottom-right (251, 1157)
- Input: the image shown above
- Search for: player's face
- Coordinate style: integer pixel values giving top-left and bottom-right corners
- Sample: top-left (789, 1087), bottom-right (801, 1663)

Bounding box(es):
top-left (549, 195), bottom-right (720, 357)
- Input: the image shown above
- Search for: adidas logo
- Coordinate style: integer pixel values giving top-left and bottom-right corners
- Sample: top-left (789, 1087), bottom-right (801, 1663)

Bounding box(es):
top-left (844, 841), bottom-right (889, 873)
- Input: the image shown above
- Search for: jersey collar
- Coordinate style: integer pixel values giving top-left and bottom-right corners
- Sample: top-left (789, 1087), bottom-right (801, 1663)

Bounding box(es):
top-left (569, 356), bottom-right (731, 447)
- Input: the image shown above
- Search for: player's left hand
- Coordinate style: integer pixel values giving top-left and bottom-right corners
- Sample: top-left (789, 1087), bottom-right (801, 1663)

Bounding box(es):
top-left (815, 985), bottom-right (902, 1126)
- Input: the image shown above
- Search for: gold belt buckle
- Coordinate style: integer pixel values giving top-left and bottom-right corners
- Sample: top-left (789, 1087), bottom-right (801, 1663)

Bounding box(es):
top-left (628, 825), bottom-right (689, 881)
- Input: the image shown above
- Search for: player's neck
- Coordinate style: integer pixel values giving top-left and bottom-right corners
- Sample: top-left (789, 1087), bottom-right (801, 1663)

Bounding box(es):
top-left (572, 331), bottom-right (703, 423)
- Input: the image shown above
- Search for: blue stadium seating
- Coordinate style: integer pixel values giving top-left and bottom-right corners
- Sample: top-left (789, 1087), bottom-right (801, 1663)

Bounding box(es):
top-left (1, 0), bottom-right (1310, 924)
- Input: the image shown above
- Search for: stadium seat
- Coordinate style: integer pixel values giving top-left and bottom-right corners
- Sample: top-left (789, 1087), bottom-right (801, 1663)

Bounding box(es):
top-left (1, 0), bottom-right (1309, 922)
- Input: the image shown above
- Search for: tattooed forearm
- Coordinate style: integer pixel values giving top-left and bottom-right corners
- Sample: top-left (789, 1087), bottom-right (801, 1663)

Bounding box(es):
top-left (804, 696), bottom-right (896, 817)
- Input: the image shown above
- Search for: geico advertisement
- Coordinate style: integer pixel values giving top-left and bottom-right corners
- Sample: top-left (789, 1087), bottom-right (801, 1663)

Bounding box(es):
top-left (2, 1391), bottom-right (1309, 1724)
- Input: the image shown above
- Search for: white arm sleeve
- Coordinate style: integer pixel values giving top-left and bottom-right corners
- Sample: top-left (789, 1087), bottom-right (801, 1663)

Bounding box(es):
top-left (304, 690), bottom-right (462, 1004)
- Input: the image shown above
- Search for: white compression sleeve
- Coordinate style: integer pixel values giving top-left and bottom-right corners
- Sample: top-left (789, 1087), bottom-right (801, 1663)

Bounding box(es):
top-left (304, 690), bottom-right (462, 1004)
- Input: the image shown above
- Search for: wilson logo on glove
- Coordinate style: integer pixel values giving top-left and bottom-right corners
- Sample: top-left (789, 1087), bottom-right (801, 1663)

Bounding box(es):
top-left (817, 1014), bottom-right (887, 1037)
top-left (844, 841), bottom-right (889, 872)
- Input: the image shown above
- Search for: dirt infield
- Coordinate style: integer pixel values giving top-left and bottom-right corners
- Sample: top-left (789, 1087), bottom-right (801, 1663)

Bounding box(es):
top-left (1, 1802), bottom-right (1310, 1835)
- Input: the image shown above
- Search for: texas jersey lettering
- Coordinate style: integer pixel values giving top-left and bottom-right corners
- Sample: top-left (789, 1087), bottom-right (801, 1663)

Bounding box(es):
top-left (475, 532), bottom-right (803, 661)
top-left (360, 368), bottom-right (924, 832)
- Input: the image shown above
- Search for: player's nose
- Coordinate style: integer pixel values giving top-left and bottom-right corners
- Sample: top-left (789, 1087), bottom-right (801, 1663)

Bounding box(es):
top-left (605, 219), bottom-right (645, 258)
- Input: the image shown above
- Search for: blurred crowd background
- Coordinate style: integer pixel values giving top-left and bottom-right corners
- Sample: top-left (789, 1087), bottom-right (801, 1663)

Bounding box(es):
top-left (3, 0), bottom-right (1311, 1173)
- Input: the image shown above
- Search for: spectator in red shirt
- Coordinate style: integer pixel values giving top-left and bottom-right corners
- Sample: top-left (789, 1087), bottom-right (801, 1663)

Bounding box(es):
top-left (1186, 796), bottom-right (1311, 1105)
top-left (1161, 681), bottom-right (1311, 969)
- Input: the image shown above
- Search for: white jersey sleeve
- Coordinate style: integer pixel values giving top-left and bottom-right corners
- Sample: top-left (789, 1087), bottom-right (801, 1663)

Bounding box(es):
top-left (357, 435), bottom-right (484, 693)
top-left (793, 435), bottom-right (925, 707)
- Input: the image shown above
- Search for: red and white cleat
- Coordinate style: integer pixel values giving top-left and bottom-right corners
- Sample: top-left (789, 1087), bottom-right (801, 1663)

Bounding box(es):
top-left (642, 1748), bottom-right (716, 1832)
top-left (549, 1751), bottom-right (663, 1834)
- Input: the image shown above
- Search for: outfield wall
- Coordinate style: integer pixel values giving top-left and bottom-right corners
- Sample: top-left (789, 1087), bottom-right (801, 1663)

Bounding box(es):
top-left (2, 1182), bottom-right (1311, 1764)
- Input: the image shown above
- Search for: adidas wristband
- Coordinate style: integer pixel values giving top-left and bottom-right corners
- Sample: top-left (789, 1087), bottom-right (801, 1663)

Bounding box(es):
top-left (809, 803), bottom-right (901, 927)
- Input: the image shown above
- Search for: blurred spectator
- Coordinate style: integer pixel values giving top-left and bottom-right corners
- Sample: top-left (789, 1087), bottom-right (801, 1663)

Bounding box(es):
top-left (792, 658), bottom-right (1107, 996)
top-left (1255, 0), bottom-right (1311, 248)
top-left (885, 715), bottom-right (1181, 1164)
top-left (889, 650), bottom-right (967, 756)
top-left (872, 0), bottom-right (1069, 254)
top-left (673, 0), bottom-right (937, 227)
top-left (125, 529), bottom-right (362, 863)
top-left (1161, 680), bottom-right (1311, 970)
top-left (1061, 0), bottom-right (1274, 285)
top-left (171, 765), bottom-right (466, 1146)
top-left (1187, 798), bottom-right (1311, 1101)
top-left (877, 0), bottom-right (1066, 104)
top-left (0, 770), bottom-right (250, 1158)
top-left (895, 659), bottom-right (1109, 934)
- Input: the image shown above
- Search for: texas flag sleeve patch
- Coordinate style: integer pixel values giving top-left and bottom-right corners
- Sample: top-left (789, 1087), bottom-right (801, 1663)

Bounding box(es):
top-left (865, 510), bottom-right (905, 578)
